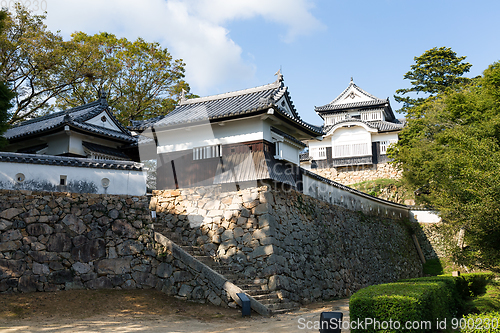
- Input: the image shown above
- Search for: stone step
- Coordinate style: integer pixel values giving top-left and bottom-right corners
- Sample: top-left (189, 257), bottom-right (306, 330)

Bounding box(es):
top-left (244, 289), bottom-right (273, 296)
top-left (267, 302), bottom-right (301, 312)
top-left (240, 285), bottom-right (267, 292)
top-left (251, 293), bottom-right (279, 302)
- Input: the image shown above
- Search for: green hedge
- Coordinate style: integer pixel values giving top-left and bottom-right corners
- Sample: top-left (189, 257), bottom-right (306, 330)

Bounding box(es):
top-left (462, 273), bottom-right (495, 297)
top-left (349, 282), bottom-right (452, 332)
top-left (400, 275), bottom-right (467, 315)
top-left (350, 273), bottom-right (495, 332)
top-left (462, 312), bottom-right (500, 333)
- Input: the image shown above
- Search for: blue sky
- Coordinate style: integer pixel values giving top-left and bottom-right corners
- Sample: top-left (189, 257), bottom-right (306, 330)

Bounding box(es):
top-left (12, 0), bottom-right (500, 125)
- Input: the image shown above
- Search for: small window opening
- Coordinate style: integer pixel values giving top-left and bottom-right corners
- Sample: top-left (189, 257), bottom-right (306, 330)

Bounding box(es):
top-left (60, 175), bottom-right (67, 186)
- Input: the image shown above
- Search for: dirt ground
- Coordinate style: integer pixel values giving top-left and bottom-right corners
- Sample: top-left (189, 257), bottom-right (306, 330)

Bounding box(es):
top-left (0, 289), bottom-right (350, 332)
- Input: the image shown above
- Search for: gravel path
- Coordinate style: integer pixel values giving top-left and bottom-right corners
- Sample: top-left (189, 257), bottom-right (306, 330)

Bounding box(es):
top-left (0, 298), bottom-right (350, 333)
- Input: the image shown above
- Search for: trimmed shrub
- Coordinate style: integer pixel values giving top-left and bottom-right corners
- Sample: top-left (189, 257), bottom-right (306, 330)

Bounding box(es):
top-left (400, 275), bottom-right (466, 315)
top-left (462, 273), bottom-right (495, 297)
top-left (349, 282), bottom-right (452, 332)
top-left (461, 312), bottom-right (500, 333)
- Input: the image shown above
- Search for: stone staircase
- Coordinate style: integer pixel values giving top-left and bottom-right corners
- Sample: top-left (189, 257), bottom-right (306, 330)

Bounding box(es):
top-left (153, 223), bottom-right (299, 315)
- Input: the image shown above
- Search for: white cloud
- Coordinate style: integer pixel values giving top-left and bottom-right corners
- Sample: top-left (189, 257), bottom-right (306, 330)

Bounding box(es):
top-left (41, 0), bottom-right (323, 94)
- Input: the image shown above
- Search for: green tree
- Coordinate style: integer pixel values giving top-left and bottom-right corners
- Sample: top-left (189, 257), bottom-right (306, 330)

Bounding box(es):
top-left (391, 62), bottom-right (500, 271)
top-left (394, 47), bottom-right (472, 117)
top-left (0, 4), bottom-right (83, 123)
top-left (0, 5), bottom-right (194, 125)
top-left (0, 10), bottom-right (15, 147)
top-left (54, 32), bottom-right (193, 125)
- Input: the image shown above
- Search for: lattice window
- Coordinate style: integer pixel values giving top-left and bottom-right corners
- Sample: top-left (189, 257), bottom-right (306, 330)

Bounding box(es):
top-left (380, 140), bottom-right (397, 154)
top-left (333, 142), bottom-right (371, 158)
top-left (361, 111), bottom-right (382, 121)
top-left (310, 147), bottom-right (327, 160)
top-left (325, 113), bottom-right (348, 126)
top-left (193, 145), bottom-right (222, 160)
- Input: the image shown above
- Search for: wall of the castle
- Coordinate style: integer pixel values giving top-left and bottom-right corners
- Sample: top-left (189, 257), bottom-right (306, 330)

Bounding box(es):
top-left (0, 161), bottom-right (146, 195)
top-left (151, 183), bottom-right (422, 304)
top-left (0, 190), bottom-right (154, 293)
top-left (0, 189), bottom-right (238, 307)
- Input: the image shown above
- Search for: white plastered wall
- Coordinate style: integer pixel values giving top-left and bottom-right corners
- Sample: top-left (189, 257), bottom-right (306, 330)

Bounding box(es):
top-left (0, 162), bottom-right (146, 195)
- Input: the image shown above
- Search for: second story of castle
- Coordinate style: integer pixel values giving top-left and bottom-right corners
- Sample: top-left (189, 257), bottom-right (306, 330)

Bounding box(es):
top-left (303, 79), bottom-right (405, 169)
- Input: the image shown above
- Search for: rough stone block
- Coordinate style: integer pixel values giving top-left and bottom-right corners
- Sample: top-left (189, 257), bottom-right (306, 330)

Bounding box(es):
top-left (46, 233), bottom-right (72, 252)
top-left (18, 275), bottom-right (37, 293)
top-left (233, 227), bottom-right (244, 238)
top-left (33, 262), bottom-right (50, 275)
top-left (221, 229), bottom-right (233, 242)
top-left (72, 262), bottom-right (92, 275)
top-left (253, 203), bottom-right (268, 215)
top-left (71, 239), bottom-right (106, 262)
top-left (0, 219), bottom-right (13, 231)
top-left (62, 214), bottom-right (86, 235)
top-left (0, 240), bottom-right (22, 252)
top-left (156, 263), bottom-right (173, 278)
top-left (250, 245), bottom-right (274, 259)
top-left (108, 209), bottom-right (119, 219)
top-left (48, 269), bottom-right (74, 284)
top-left (85, 276), bottom-right (113, 289)
top-left (178, 284), bottom-right (193, 297)
top-left (1, 229), bottom-right (22, 242)
top-left (258, 214), bottom-right (277, 228)
top-left (0, 208), bottom-right (23, 220)
top-left (0, 259), bottom-right (25, 278)
top-left (117, 240), bottom-right (144, 256)
top-left (112, 220), bottom-right (138, 238)
top-left (173, 270), bottom-right (192, 282)
top-left (95, 258), bottom-right (132, 275)
top-left (65, 280), bottom-right (85, 290)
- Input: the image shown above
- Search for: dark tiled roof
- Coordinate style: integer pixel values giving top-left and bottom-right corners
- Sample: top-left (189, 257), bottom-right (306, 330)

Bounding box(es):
top-left (315, 99), bottom-right (389, 112)
top-left (4, 97), bottom-right (135, 143)
top-left (69, 121), bottom-right (135, 142)
top-left (270, 127), bottom-right (307, 147)
top-left (0, 152), bottom-right (143, 171)
top-left (131, 79), bottom-right (323, 136)
top-left (323, 119), bottom-right (404, 134)
top-left (370, 120), bottom-right (404, 132)
top-left (82, 142), bottom-right (130, 159)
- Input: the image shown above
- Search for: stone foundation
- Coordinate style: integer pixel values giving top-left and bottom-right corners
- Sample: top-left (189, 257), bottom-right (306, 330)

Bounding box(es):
top-left (311, 162), bottom-right (402, 185)
top-left (152, 182), bottom-right (422, 304)
top-left (0, 189), bottom-right (246, 308)
top-left (413, 222), bottom-right (449, 260)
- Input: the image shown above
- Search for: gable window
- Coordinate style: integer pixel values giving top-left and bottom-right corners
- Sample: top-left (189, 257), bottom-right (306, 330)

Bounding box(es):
top-left (310, 147), bottom-right (326, 160)
top-left (325, 113), bottom-right (348, 125)
top-left (380, 139), bottom-right (397, 154)
top-left (333, 142), bottom-right (371, 158)
top-left (193, 145), bottom-right (222, 160)
top-left (361, 111), bottom-right (382, 121)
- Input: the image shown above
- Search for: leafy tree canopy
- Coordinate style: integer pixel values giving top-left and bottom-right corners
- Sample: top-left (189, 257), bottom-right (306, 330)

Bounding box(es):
top-left (394, 47), bottom-right (472, 117)
top-left (0, 4), bottom-right (194, 125)
top-left (390, 61), bottom-right (500, 271)
top-left (0, 10), bottom-right (15, 147)
top-left (0, 4), bottom-right (82, 123)
top-left (54, 32), bottom-right (194, 125)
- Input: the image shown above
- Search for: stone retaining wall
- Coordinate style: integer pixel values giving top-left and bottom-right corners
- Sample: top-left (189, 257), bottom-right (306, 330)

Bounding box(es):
top-left (312, 163), bottom-right (402, 185)
top-left (413, 222), bottom-right (448, 260)
top-left (152, 182), bottom-right (423, 304)
top-left (0, 189), bottom-right (251, 309)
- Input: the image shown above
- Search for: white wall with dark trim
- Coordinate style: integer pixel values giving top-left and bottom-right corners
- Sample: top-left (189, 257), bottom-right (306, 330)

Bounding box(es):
top-left (0, 161), bottom-right (146, 195)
